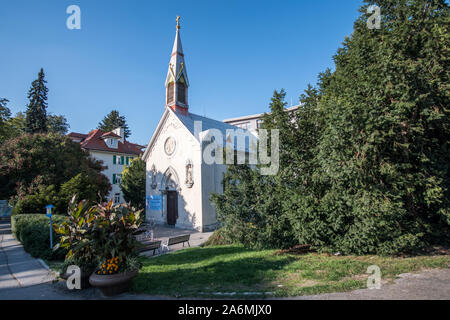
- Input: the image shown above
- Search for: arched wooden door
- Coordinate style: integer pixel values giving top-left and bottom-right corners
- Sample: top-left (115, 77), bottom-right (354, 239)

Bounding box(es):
top-left (167, 191), bottom-right (178, 226)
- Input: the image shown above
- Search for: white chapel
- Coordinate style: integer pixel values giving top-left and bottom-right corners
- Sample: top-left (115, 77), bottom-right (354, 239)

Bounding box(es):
top-left (142, 17), bottom-right (253, 231)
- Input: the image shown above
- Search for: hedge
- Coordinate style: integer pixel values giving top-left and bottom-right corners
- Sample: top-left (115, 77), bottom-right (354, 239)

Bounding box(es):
top-left (11, 214), bottom-right (68, 260)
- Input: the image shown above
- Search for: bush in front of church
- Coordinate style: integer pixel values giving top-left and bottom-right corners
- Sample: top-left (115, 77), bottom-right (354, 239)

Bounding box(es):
top-left (211, 1), bottom-right (450, 255)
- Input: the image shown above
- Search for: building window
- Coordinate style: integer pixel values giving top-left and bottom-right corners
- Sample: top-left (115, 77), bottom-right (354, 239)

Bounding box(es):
top-left (177, 83), bottom-right (186, 104)
top-left (114, 193), bottom-right (120, 204)
top-left (257, 119), bottom-right (263, 129)
top-left (126, 156), bottom-right (134, 165)
top-left (112, 174), bottom-right (122, 185)
top-left (167, 82), bottom-right (175, 104)
top-left (114, 155), bottom-right (125, 165)
top-left (237, 122), bottom-right (249, 129)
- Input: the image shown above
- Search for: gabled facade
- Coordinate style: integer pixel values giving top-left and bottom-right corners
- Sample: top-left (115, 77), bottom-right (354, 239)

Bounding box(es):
top-left (143, 17), bottom-right (254, 231)
top-left (68, 127), bottom-right (145, 204)
top-left (223, 105), bottom-right (301, 137)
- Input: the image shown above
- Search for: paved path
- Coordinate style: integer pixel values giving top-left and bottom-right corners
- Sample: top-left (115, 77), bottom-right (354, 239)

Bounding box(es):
top-left (0, 221), bottom-right (55, 291)
top-left (280, 268), bottom-right (450, 300)
top-left (139, 224), bottom-right (213, 257)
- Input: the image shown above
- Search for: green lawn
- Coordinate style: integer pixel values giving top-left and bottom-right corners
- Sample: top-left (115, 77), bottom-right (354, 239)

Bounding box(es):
top-left (131, 245), bottom-right (450, 298)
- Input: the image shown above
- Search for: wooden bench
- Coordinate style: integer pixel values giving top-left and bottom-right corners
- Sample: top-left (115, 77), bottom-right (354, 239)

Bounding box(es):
top-left (167, 234), bottom-right (191, 250)
top-left (133, 222), bottom-right (151, 236)
top-left (138, 239), bottom-right (162, 255)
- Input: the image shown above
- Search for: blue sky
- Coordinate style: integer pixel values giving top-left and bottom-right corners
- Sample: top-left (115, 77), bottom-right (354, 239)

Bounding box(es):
top-left (0, 0), bottom-right (362, 145)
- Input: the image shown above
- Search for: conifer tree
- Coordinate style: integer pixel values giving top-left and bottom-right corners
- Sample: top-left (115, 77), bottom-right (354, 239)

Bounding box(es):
top-left (311, 0), bottom-right (450, 254)
top-left (97, 110), bottom-right (131, 138)
top-left (212, 0), bottom-right (449, 255)
top-left (25, 68), bottom-right (48, 134)
top-left (120, 158), bottom-right (146, 210)
top-left (0, 98), bottom-right (12, 144)
top-left (47, 114), bottom-right (70, 135)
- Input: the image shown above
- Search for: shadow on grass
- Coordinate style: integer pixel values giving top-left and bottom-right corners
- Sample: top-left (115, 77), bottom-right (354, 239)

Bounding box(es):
top-left (142, 245), bottom-right (253, 266)
top-left (133, 246), bottom-right (296, 297)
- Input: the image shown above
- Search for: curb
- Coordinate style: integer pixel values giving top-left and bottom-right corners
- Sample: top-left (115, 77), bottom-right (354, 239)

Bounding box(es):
top-left (38, 258), bottom-right (50, 270)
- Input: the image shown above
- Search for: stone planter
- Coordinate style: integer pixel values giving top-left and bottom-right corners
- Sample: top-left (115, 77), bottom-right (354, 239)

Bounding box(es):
top-left (61, 270), bottom-right (93, 289)
top-left (89, 269), bottom-right (138, 296)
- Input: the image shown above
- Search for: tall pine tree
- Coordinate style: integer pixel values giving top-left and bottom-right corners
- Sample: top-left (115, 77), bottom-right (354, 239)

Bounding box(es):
top-left (97, 110), bottom-right (131, 138)
top-left (25, 68), bottom-right (48, 134)
top-left (0, 98), bottom-right (12, 144)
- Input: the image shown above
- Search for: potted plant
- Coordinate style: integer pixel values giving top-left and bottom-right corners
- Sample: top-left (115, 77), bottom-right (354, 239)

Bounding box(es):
top-left (53, 197), bottom-right (100, 289)
top-left (88, 199), bottom-right (143, 296)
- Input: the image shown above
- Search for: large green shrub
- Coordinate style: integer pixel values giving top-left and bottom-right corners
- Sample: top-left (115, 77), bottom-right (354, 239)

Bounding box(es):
top-left (212, 1), bottom-right (450, 255)
top-left (11, 214), bottom-right (67, 260)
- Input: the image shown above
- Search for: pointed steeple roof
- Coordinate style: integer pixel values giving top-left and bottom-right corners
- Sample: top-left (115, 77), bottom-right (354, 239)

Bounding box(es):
top-left (165, 16), bottom-right (189, 88)
top-left (171, 17), bottom-right (183, 55)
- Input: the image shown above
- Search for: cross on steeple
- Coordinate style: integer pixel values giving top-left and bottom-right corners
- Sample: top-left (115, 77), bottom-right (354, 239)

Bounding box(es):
top-left (165, 16), bottom-right (189, 114)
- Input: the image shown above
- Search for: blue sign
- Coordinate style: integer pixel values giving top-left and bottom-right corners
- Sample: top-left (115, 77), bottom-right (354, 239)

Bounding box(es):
top-left (45, 204), bottom-right (54, 249)
top-left (45, 204), bottom-right (54, 218)
top-left (148, 195), bottom-right (162, 211)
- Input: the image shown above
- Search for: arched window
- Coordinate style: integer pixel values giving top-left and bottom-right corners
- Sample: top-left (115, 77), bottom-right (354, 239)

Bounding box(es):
top-left (177, 82), bottom-right (186, 105)
top-left (167, 82), bottom-right (175, 104)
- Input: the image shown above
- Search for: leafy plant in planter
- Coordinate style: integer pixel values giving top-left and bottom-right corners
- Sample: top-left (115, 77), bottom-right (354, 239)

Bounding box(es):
top-left (53, 197), bottom-right (99, 288)
top-left (88, 199), bottom-right (144, 296)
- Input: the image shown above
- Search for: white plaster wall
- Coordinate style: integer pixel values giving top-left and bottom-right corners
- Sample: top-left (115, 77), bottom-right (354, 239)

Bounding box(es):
top-left (145, 112), bottom-right (204, 230)
top-left (88, 150), bottom-right (137, 203)
top-left (200, 160), bottom-right (226, 231)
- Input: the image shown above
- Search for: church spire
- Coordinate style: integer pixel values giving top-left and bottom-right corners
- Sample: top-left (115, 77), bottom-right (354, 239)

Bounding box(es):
top-left (165, 16), bottom-right (189, 114)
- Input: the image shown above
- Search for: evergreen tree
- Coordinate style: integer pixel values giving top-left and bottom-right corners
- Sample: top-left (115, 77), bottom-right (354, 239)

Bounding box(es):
top-left (25, 68), bottom-right (49, 134)
top-left (0, 98), bottom-right (12, 144)
top-left (47, 114), bottom-right (70, 135)
top-left (0, 98), bottom-right (11, 122)
top-left (212, 0), bottom-right (449, 255)
top-left (97, 110), bottom-right (131, 138)
top-left (120, 158), bottom-right (145, 209)
top-left (310, 0), bottom-right (450, 254)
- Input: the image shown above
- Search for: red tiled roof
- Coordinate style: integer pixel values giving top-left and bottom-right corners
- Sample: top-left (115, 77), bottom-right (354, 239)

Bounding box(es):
top-left (67, 132), bottom-right (88, 139)
top-left (101, 131), bottom-right (122, 138)
top-left (68, 129), bottom-right (144, 155)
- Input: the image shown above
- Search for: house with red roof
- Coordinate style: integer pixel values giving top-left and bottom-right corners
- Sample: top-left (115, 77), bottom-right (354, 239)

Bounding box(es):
top-left (67, 127), bottom-right (145, 204)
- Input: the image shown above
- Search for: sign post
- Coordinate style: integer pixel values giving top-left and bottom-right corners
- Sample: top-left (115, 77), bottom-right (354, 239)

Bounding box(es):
top-left (45, 204), bottom-right (54, 249)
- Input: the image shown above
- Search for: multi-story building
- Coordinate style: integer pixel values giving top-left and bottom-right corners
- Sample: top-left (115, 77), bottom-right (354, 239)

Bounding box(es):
top-left (223, 105), bottom-right (300, 136)
top-left (68, 127), bottom-right (145, 204)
